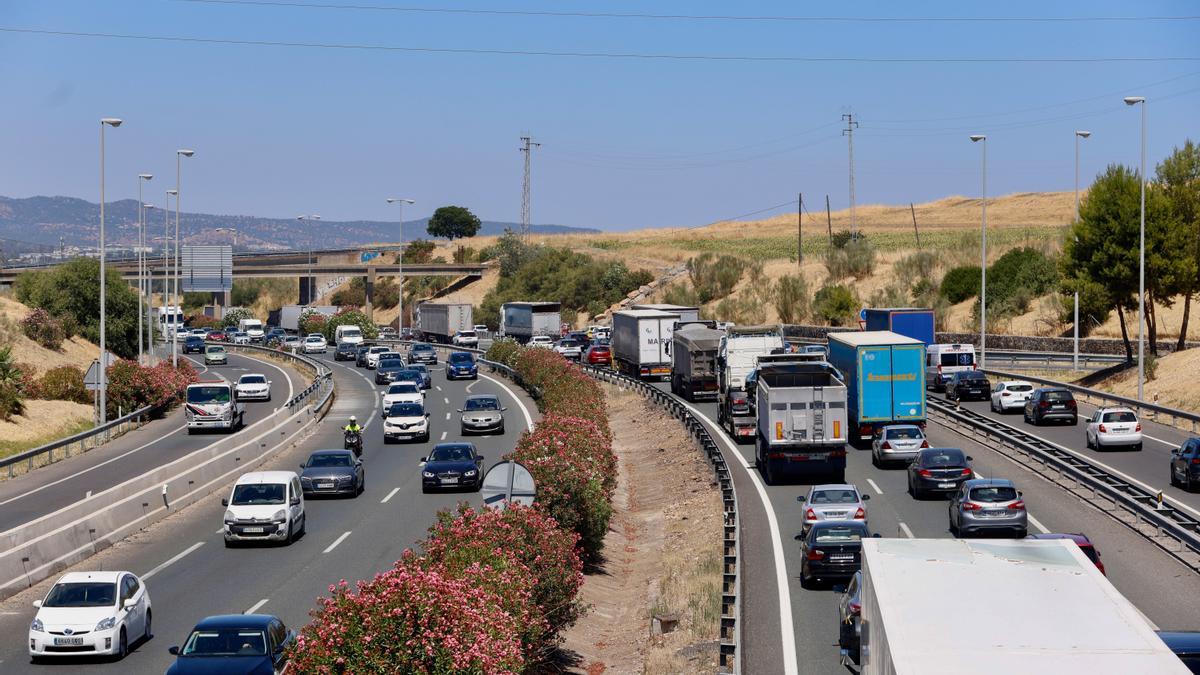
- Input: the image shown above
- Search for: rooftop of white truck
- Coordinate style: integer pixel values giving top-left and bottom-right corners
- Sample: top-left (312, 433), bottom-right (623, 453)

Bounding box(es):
top-left (828, 330), bottom-right (922, 347)
top-left (861, 538), bottom-right (1187, 674)
top-left (613, 309), bottom-right (680, 319)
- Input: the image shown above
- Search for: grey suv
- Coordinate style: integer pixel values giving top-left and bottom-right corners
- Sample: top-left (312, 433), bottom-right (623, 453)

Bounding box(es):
top-left (948, 478), bottom-right (1027, 537)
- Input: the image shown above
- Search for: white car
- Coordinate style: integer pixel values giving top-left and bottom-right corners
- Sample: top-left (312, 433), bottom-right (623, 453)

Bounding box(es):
top-left (452, 331), bottom-right (479, 347)
top-left (554, 338), bottom-right (583, 360)
top-left (302, 334), bottom-right (328, 354)
top-left (235, 373), bottom-right (272, 401)
top-left (381, 382), bottom-right (423, 415)
top-left (528, 335), bottom-right (555, 348)
top-left (230, 331), bottom-right (252, 345)
top-left (365, 345), bottom-right (391, 369)
top-left (222, 471), bottom-right (306, 546)
top-left (383, 400), bottom-right (430, 443)
top-left (990, 380), bottom-right (1034, 413)
top-left (28, 571), bottom-right (151, 662)
top-left (1085, 407), bottom-right (1143, 451)
top-left (473, 324), bottom-right (488, 334)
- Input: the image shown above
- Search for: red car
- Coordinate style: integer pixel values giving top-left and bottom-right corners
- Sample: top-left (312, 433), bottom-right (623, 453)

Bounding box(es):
top-left (206, 330), bottom-right (227, 342)
top-left (1027, 533), bottom-right (1105, 575)
top-left (584, 344), bottom-right (612, 367)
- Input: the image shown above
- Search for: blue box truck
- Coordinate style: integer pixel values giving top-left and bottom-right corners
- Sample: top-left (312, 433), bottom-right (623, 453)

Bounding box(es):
top-left (827, 331), bottom-right (927, 445)
top-left (863, 308), bottom-right (935, 346)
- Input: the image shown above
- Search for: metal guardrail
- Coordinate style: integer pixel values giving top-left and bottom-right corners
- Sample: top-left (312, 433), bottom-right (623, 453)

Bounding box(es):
top-left (983, 367), bottom-right (1200, 434)
top-left (227, 343), bottom-right (333, 413)
top-left (928, 398), bottom-right (1200, 572)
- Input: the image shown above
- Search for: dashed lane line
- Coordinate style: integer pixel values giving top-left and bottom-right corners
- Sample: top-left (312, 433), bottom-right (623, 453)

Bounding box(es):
top-left (898, 522), bottom-right (915, 539)
top-left (244, 598), bottom-right (269, 614)
top-left (323, 531), bottom-right (352, 554)
top-left (866, 478), bottom-right (884, 495)
top-left (381, 487), bottom-right (400, 503)
top-left (142, 542), bottom-right (205, 580)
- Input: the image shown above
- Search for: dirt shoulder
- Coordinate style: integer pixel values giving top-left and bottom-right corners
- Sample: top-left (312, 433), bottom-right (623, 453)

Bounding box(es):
top-left (559, 385), bottom-right (723, 674)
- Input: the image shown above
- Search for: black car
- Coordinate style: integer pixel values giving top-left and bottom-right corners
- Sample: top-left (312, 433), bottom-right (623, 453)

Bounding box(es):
top-left (298, 449), bottom-right (364, 497)
top-left (375, 357), bottom-right (406, 385)
top-left (1170, 438), bottom-right (1200, 492)
top-left (183, 335), bottom-right (206, 354)
top-left (946, 370), bottom-right (991, 402)
top-left (1157, 631), bottom-right (1200, 673)
top-left (836, 571), bottom-right (863, 665)
top-left (167, 614), bottom-right (294, 675)
top-left (907, 447), bottom-right (974, 499)
top-left (799, 520), bottom-right (872, 588)
top-left (354, 344), bottom-right (374, 368)
top-left (1023, 387), bottom-right (1078, 426)
top-left (334, 342), bottom-right (358, 361)
top-left (408, 342), bottom-right (438, 365)
top-left (420, 442), bottom-right (485, 493)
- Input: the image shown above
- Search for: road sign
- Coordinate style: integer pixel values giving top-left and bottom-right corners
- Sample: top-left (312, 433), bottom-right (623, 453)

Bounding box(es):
top-left (480, 461), bottom-right (537, 510)
top-left (182, 245), bottom-right (233, 292)
top-left (83, 352), bottom-right (120, 391)
top-left (859, 307), bottom-right (868, 322)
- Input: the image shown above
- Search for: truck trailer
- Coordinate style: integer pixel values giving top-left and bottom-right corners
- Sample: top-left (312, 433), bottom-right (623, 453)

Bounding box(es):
top-left (415, 302), bottom-right (473, 344)
top-left (670, 323), bottom-right (723, 400)
top-left (611, 309), bottom-right (680, 380)
top-left (631, 303), bottom-right (701, 324)
top-left (862, 307), bottom-right (935, 346)
top-left (500, 302), bottom-right (561, 343)
top-left (827, 331), bottom-right (926, 445)
top-left (754, 359), bottom-right (848, 484)
top-left (717, 324), bottom-right (784, 442)
top-left (858, 538), bottom-right (1188, 675)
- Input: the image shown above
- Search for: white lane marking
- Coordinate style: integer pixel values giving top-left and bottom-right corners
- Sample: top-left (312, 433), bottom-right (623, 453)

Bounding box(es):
top-left (466, 380), bottom-right (478, 393)
top-left (215, 527), bottom-right (224, 534)
top-left (671, 396), bottom-right (797, 675)
top-left (323, 531), bottom-right (352, 553)
top-left (440, 431), bottom-right (448, 440)
top-left (480, 373), bottom-right (535, 432)
top-left (443, 397), bottom-right (450, 405)
top-left (381, 487), bottom-right (400, 504)
top-left (435, 385), bottom-right (442, 392)
top-left (1143, 433), bottom-right (1175, 447)
top-left (898, 522), bottom-right (915, 539)
top-left (866, 478), bottom-right (883, 495)
top-left (244, 598), bottom-right (269, 614)
top-left (85, 490), bottom-right (92, 499)
top-left (142, 541), bottom-right (205, 580)
top-left (445, 412), bottom-right (451, 420)
top-left (1028, 514), bottom-right (1051, 534)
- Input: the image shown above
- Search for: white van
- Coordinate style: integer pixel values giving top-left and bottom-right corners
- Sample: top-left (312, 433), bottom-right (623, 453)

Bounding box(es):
top-left (238, 318), bottom-right (265, 342)
top-left (221, 471), bottom-right (305, 546)
top-left (926, 343), bottom-right (977, 392)
top-left (335, 325), bottom-right (364, 345)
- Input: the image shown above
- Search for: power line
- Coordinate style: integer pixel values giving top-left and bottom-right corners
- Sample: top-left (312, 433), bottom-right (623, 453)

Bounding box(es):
top-left (176, 1), bottom-right (1200, 23)
top-left (686, 200), bottom-right (798, 231)
top-left (2, 26), bottom-right (1196, 63)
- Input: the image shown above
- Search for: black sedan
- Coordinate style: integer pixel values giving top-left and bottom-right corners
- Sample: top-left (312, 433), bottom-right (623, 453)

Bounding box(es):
top-left (354, 343), bottom-right (375, 368)
top-left (375, 357), bottom-right (406, 385)
top-left (183, 335), bottom-right (206, 354)
top-left (334, 342), bottom-right (358, 361)
top-left (298, 449), bottom-right (364, 497)
top-left (420, 443), bottom-right (485, 493)
top-left (167, 614), bottom-right (294, 675)
top-left (907, 447), bottom-right (974, 499)
top-left (799, 520), bottom-right (872, 588)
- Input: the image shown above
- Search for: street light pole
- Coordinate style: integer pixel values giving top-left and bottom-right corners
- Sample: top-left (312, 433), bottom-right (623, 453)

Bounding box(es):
top-left (297, 215), bottom-right (321, 303)
top-left (164, 190), bottom-right (176, 348)
top-left (1073, 131), bottom-right (1091, 371)
top-left (386, 198), bottom-right (415, 336)
top-left (1124, 96), bottom-right (1147, 401)
top-left (98, 118), bottom-right (122, 426)
top-left (173, 150), bottom-right (195, 369)
top-left (970, 134), bottom-right (987, 370)
top-left (136, 174), bottom-right (153, 362)
top-left (143, 204), bottom-right (156, 354)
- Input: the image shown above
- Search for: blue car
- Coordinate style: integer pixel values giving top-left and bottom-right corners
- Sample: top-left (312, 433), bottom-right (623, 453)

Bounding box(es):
top-left (183, 335), bottom-right (206, 354)
top-left (407, 363), bottom-right (432, 389)
top-left (446, 351), bottom-right (478, 380)
top-left (421, 442), bottom-right (485, 493)
top-left (167, 614), bottom-right (294, 675)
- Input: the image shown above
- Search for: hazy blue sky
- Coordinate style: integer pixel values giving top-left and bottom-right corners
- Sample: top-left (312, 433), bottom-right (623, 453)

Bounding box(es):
top-left (1, 0), bottom-right (1197, 231)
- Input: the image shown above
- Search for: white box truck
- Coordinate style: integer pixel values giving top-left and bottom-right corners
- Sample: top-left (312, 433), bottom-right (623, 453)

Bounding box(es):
top-left (184, 381), bottom-right (245, 434)
top-left (334, 324), bottom-right (364, 345)
top-left (858, 538), bottom-right (1189, 675)
top-left (754, 359), bottom-right (848, 484)
top-left (500, 302), bottom-right (561, 343)
top-left (277, 305), bottom-right (337, 333)
top-left (416, 302), bottom-right (473, 344)
top-left (631, 303), bottom-right (700, 324)
top-left (611, 309), bottom-right (680, 380)
top-left (717, 324), bottom-right (784, 443)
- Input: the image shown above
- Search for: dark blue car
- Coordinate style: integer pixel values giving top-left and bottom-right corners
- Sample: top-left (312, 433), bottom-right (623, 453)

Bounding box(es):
top-left (167, 614), bottom-right (294, 675)
top-left (183, 335), bottom-right (206, 354)
top-left (421, 442), bottom-right (485, 493)
top-left (446, 352), bottom-right (478, 380)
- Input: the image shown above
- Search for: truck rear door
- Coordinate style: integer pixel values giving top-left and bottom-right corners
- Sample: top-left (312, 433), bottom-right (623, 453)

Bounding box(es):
top-left (859, 346), bottom-right (893, 422)
top-left (890, 345), bottom-right (926, 420)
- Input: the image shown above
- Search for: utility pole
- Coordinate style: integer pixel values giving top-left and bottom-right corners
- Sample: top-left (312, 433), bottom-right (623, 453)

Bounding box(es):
top-left (910, 202), bottom-right (921, 250)
top-left (797, 193), bottom-right (803, 269)
top-left (520, 135), bottom-right (540, 243)
top-left (825, 194), bottom-right (833, 246)
top-left (842, 113), bottom-right (860, 239)
top-left (59, 236), bottom-right (65, 260)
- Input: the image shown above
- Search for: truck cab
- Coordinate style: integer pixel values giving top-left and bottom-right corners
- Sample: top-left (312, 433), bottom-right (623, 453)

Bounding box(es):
top-left (185, 381), bottom-right (245, 433)
top-left (238, 318), bottom-right (265, 342)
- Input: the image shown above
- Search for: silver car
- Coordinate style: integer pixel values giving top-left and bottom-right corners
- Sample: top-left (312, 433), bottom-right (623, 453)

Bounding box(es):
top-left (870, 425), bottom-right (928, 467)
top-left (459, 394), bottom-right (506, 435)
top-left (798, 484), bottom-right (869, 531)
top-left (948, 478), bottom-right (1027, 538)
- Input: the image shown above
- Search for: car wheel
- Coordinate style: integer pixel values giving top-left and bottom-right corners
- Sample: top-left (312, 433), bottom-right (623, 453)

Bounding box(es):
top-left (421, 484), bottom-right (431, 494)
top-left (1069, 416), bottom-right (1078, 426)
top-left (498, 423), bottom-right (505, 434)
top-left (357, 478), bottom-right (365, 495)
top-left (383, 436), bottom-right (392, 445)
top-left (224, 537), bottom-right (234, 548)
top-left (114, 628), bottom-right (127, 661)
top-left (949, 517), bottom-right (959, 537)
top-left (144, 609), bottom-right (152, 641)
top-left (1170, 467), bottom-right (1180, 487)
top-left (871, 450), bottom-right (880, 467)
top-left (1085, 433), bottom-right (1093, 450)
top-left (460, 425), bottom-right (468, 436)
top-left (298, 514), bottom-right (306, 537)
top-left (1134, 443), bottom-right (1143, 452)
top-left (1016, 528), bottom-right (1028, 539)
top-left (799, 566), bottom-right (811, 589)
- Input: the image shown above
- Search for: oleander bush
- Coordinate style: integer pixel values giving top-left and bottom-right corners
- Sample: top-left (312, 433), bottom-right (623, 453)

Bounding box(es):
top-left (21, 308), bottom-right (65, 350)
top-left (484, 337), bottom-right (521, 367)
top-left (104, 359), bottom-right (198, 418)
top-left (36, 366), bottom-right (90, 404)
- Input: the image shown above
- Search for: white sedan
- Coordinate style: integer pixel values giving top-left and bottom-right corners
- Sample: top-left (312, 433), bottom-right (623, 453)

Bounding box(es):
top-left (235, 373), bottom-right (272, 401)
top-left (1085, 407), bottom-right (1143, 451)
top-left (528, 335), bottom-right (555, 348)
top-left (452, 331), bottom-right (479, 347)
top-left (989, 380), bottom-right (1034, 413)
top-left (229, 331), bottom-right (252, 345)
top-left (381, 382), bottom-right (423, 416)
top-left (29, 571), bottom-right (151, 662)
top-left (302, 334), bottom-right (328, 354)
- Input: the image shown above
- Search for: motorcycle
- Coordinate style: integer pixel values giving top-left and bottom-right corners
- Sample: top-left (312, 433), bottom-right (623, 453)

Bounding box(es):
top-left (344, 429), bottom-right (363, 457)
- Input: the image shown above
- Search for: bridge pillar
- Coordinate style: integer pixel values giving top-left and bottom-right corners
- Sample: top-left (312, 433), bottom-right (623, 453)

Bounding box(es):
top-left (298, 276), bottom-right (313, 305)
top-left (364, 268), bottom-right (376, 322)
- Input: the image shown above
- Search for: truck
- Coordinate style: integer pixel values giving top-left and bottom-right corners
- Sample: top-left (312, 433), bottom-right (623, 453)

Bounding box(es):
top-left (754, 359), bottom-right (848, 484)
top-left (862, 307), bottom-right (935, 346)
top-left (670, 323), bottom-right (724, 400)
top-left (154, 305), bottom-right (184, 340)
top-left (611, 309), bottom-right (680, 380)
top-left (238, 317), bottom-right (265, 342)
top-left (275, 305), bottom-right (337, 333)
top-left (717, 324), bottom-right (785, 443)
top-left (334, 324), bottom-right (364, 346)
top-left (827, 331), bottom-right (926, 445)
top-left (631, 303), bottom-right (700, 324)
top-left (184, 381), bottom-right (245, 434)
top-left (857, 538), bottom-right (1189, 674)
top-left (415, 302), bottom-right (473, 344)
top-left (500, 302), bottom-right (561, 343)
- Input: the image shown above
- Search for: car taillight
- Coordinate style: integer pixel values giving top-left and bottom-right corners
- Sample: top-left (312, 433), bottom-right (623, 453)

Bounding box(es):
top-left (1191, 458), bottom-right (1200, 465)
top-left (1098, 424), bottom-right (1107, 433)
top-left (1001, 392), bottom-right (1010, 397)
top-left (937, 365), bottom-right (943, 373)
top-left (962, 502), bottom-right (983, 511)
top-left (880, 441), bottom-right (892, 450)
top-left (805, 508), bottom-right (816, 520)
top-left (1009, 500), bottom-right (1025, 510)
top-left (1039, 401), bottom-right (1049, 408)
top-left (918, 469), bottom-right (932, 478)
top-left (1135, 423), bottom-right (1142, 432)
top-left (920, 440), bottom-right (930, 448)
top-left (853, 508), bottom-right (866, 519)
top-left (807, 549), bottom-right (825, 561)
top-left (1095, 559), bottom-right (1106, 576)
top-left (961, 468), bottom-right (973, 477)
top-left (1068, 400), bottom-right (1077, 409)
top-left (848, 602), bottom-right (861, 616)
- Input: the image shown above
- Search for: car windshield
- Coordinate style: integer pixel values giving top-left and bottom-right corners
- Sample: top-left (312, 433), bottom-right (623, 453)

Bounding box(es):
top-left (378, 359), bottom-right (403, 369)
top-left (1102, 411), bottom-right (1137, 423)
top-left (560, 340), bottom-right (580, 347)
top-left (960, 372), bottom-right (986, 382)
top-left (430, 446), bottom-right (473, 462)
top-left (369, 347), bottom-right (388, 354)
top-left (1007, 384), bottom-right (1033, 392)
top-left (465, 397), bottom-right (500, 411)
top-left (449, 354), bottom-right (474, 364)
top-left (885, 427), bottom-right (922, 440)
top-left (240, 376), bottom-right (266, 385)
top-left (940, 352), bottom-right (974, 367)
top-left (458, 332), bottom-right (476, 338)
top-left (590, 346), bottom-right (610, 353)
top-left (810, 489), bottom-right (859, 504)
top-left (413, 344), bottom-right (433, 352)
top-left (969, 486), bottom-right (1018, 502)
top-left (389, 383), bottom-right (419, 395)
top-left (305, 337), bottom-right (322, 343)
top-left (389, 403), bottom-right (424, 417)
top-left (410, 365), bottom-right (428, 374)
top-left (307, 454), bottom-right (352, 467)
top-left (922, 450), bottom-right (966, 467)
top-left (207, 346), bottom-right (225, 353)
top-left (813, 525), bottom-right (866, 543)
top-left (43, 582), bottom-right (116, 607)
top-left (187, 336), bottom-right (202, 343)
top-left (230, 483), bottom-right (286, 505)
top-left (182, 629), bottom-right (268, 657)
top-left (188, 386), bottom-right (231, 404)
top-left (1043, 390), bottom-right (1073, 402)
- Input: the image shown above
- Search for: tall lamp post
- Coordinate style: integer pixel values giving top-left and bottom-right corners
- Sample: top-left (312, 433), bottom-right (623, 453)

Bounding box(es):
top-left (1072, 131), bottom-right (1091, 371)
top-left (136, 173), bottom-right (153, 362)
top-left (98, 118), bottom-right (122, 426)
top-left (143, 203), bottom-right (156, 355)
top-left (297, 215), bottom-right (321, 303)
top-left (172, 150), bottom-right (195, 368)
top-left (969, 134), bottom-right (987, 370)
top-left (386, 198), bottom-right (415, 336)
top-left (164, 190), bottom-right (176, 345)
top-left (1124, 96), bottom-right (1147, 401)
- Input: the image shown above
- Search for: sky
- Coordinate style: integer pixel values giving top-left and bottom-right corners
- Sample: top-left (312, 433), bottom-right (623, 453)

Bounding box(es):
top-left (0, 0), bottom-right (1197, 233)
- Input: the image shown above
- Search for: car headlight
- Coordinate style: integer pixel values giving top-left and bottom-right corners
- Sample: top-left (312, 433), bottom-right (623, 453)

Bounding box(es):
top-left (272, 509), bottom-right (288, 523)
top-left (422, 471), bottom-right (435, 478)
top-left (464, 469), bottom-right (478, 477)
top-left (224, 509), bottom-right (238, 524)
top-left (300, 476), bottom-right (312, 484)
top-left (95, 616), bottom-right (117, 631)
top-left (30, 617), bottom-right (43, 632)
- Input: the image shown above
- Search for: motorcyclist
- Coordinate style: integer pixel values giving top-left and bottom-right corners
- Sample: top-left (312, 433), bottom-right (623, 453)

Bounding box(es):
top-left (343, 415), bottom-right (362, 433)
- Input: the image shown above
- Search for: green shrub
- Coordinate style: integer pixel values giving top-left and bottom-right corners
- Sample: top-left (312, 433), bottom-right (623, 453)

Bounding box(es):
top-left (1057, 276), bottom-right (1112, 334)
top-left (662, 281), bottom-right (701, 308)
top-left (401, 239), bottom-right (436, 264)
top-left (813, 284), bottom-right (859, 326)
top-left (687, 253), bottom-right (747, 303)
top-left (36, 366), bottom-right (90, 404)
top-left (986, 247), bottom-right (1057, 313)
top-left (485, 338), bottom-right (521, 367)
top-left (830, 229), bottom-right (866, 249)
top-left (14, 257), bottom-right (139, 358)
top-left (0, 382), bottom-right (24, 421)
top-left (823, 238), bottom-right (876, 280)
top-left (774, 275), bottom-right (810, 324)
top-left (21, 308), bottom-right (65, 350)
top-left (940, 265), bottom-right (982, 303)
top-left (894, 251), bottom-right (939, 281)
top-left (869, 284), bottom-right (909, 308)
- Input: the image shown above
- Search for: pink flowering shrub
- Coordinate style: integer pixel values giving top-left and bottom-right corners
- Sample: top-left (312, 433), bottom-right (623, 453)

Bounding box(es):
top-left (521, 415), bottom-right (616, 499)
top-left (105, 359), bottom-right (198, 418)
top-left (484, 338), bottom-right (521, 367)
top-left (21, 308), bottom-right (65, 350)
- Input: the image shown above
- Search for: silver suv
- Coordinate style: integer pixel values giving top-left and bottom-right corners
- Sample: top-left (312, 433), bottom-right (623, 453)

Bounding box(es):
top-left (797, 484), bottom-right (869, 532)
top-left (459, 394), bottom-right (506, 435)
top-left (948, 478), bottom-right (1027, 538)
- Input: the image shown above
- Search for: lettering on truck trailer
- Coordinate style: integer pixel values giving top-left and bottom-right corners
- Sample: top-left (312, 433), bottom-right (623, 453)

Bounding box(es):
top-left (866, 373), bottom-right (918, 382)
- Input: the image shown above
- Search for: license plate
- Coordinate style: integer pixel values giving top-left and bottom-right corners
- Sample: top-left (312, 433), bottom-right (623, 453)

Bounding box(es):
top-left (54, 637), bottom-right (84, 646)
top-left (830, 555), bottom-right (854, 562)
top-left (984, 509), bottom-right (1006, 516)
top-left (242, 526), bottom-right (264, 533)
top-left (1052, 405), bottom-right (1065, 410)
top-left (317, 483), bottom-right (334, 489)
top-left (440, 477), bottom-right (458, 484)
top-left (938, 482), bottom-right (955, 489)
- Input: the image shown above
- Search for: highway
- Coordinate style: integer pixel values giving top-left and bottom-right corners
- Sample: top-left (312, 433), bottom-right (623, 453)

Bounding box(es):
top-left (0, 348), bottom-right (537, 673)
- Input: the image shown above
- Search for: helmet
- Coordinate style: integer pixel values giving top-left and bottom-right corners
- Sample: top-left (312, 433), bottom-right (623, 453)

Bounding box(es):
top-left (349, 415), bottom-right (357, 422)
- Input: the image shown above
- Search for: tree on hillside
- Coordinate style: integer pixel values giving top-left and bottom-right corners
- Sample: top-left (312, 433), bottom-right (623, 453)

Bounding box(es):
top-left (1156, 140), bottom-right (1200, 349)
top-left (426, 206), bottom-right (482, 259)
top-left (13, 257), bottom-right (139, 358)
top-left (401, 239), bottom-right (436, 264)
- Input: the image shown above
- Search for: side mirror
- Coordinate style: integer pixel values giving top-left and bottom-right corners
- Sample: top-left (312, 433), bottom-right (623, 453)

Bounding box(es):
top-left (796, 495), bottom-right (806, 502)
top-left (501, 407), bottom-right (508, 412)
top-left (1018, 491), bottom-right (1024, 497)
top-left (456, 409), bottom-right (463, 413)
top-left (168, 646), bottom-right (181, 656)
top-left (793, 533), bottom-right (804, 541)
top-left (861, 494), bottom-right (871, 501)
top-left (425, 413), bottom-right (430, 418)
top-left (299, 463), bottom-right (306, 470)
top-left (290, 497), bottom-right (300, 506)
top-left (476, 455), bottom-right (485, 462)
top-left (966, 456), bottom-right (974, 461)
top-left (419, 457), bottom-right (427, 463)
top-left (872, 533), bottom-right (882, 538)
top-left (221, 498), bottom-right (229, 507)
top-left (123, 598), bottom-right (136, 610)
top-left (32, 599), bottom-right (42, 608)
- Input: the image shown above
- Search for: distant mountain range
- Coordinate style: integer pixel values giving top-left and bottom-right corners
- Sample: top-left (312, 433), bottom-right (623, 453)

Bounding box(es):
top-left (0, 195), bottom-right (597, 254)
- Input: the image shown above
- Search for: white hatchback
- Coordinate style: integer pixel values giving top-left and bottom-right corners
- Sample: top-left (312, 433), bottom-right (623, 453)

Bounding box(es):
top-left (29, 571), bottom-right (151, 662)
top-left (528, 335), bottom-right (555, 348)
top-left (302, 334), bottom-right (328, 354)
top-left (990, 381), bottom-right (1034, 413)
top-left (1085, 407), bottom-right (1143, 451)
